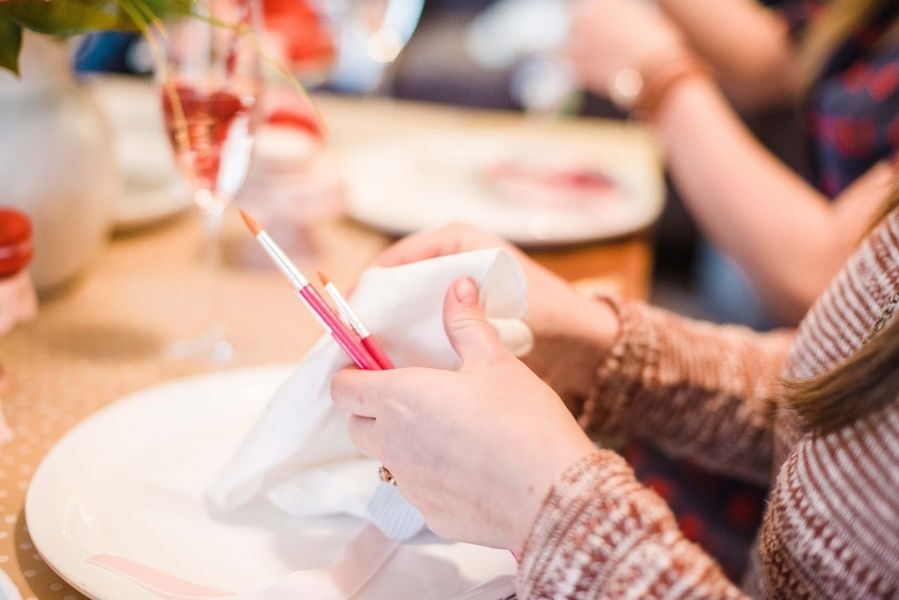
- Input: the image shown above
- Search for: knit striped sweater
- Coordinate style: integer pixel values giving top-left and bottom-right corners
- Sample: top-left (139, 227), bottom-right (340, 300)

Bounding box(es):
top-left (517, 207), bottom-right (899, 599)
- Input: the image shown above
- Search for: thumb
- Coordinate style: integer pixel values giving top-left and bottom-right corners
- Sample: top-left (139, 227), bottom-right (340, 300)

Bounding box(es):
top-left (443, 277), bottom-right (504, 366)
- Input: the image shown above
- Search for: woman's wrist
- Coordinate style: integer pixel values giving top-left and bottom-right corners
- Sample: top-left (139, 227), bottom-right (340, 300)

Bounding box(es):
top-left (511, 437), bottom-right (598, 554)
top-left (652, 73), bottom-right (732, 155)
top-left (607, 47), bottom-right (713, 121)
top-left (523, 292), bottom-right (621, 412)
top-left (516, 448), bottom-right (617, 560)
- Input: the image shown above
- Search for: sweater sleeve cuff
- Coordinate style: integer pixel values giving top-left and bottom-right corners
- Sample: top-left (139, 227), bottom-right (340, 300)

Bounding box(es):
top-left (517, 450), bottom-right (741, 599)
top-left (517, 449), bottom-right (669, 598)
top-left (578, 295), bottom-right (658, 435)
top-left (517, 450), bottom-right (631, 597)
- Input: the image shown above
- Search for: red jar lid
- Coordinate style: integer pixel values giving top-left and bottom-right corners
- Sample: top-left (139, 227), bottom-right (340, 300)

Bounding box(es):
top-left (0, 208), bottom-right (34, 278)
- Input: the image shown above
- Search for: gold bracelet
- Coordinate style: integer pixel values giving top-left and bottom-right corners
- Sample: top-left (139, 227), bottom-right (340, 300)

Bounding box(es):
top-left (635, 54), bottom-right (711, 121)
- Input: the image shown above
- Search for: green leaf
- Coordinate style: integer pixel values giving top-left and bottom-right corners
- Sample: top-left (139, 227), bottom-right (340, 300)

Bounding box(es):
top-left (0, 0), bottom-right (196, 39)
top-left (0, 18), bottom-right (22, 75)
top-left (140, 0), bottom-right (193, 18)
top-left (115, 0), bottom-right (196, 31)
top-left (0, 0), bottom-right (136, 36)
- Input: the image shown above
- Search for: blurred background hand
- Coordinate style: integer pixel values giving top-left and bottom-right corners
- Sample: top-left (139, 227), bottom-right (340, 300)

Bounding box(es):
top-left (568, 0), bottom-right (687, 94)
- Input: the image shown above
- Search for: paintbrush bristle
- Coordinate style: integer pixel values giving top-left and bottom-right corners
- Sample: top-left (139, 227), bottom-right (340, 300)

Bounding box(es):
top-left (317, 270), bottom-right (331, 287)
top-left (239, 209), bottom-right (262, 237)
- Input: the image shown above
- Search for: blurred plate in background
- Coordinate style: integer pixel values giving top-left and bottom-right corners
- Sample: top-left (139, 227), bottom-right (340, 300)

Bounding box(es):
top-left (343, 129), bottom-right (663, 247)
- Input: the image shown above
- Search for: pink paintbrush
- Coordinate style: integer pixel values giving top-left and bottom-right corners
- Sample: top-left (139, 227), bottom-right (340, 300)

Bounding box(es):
top-left (318, 271), bottom-right (395, 370)
top-left (239, 209), bottom-right (380, 371)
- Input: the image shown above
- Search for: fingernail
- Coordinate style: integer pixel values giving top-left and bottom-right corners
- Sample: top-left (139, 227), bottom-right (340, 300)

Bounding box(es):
top-left (454, 277), bottom-right (478, 304)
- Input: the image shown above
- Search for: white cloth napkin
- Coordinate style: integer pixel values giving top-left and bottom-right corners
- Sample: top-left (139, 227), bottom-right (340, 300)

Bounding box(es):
top-left (0, 568), bottom-right (23, 600)
top-left (206, 248), bottom-right (532, 539)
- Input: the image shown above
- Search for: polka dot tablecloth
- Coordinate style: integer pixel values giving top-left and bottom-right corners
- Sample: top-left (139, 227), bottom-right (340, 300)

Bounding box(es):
top-left (0, 97), bottom-right (653, 599)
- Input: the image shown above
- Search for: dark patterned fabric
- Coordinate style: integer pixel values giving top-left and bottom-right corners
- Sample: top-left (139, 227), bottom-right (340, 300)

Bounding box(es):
top-left (624, 442), bottom-right (765, 582)
top-left (786, 0), bottom-right (899, 195)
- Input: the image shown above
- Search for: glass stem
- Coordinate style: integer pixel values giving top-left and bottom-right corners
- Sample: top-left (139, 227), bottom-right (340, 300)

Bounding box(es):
top-left (201, 202), bottom-right (226, 341)
top-left (168, 193), bottom-right (233, 363)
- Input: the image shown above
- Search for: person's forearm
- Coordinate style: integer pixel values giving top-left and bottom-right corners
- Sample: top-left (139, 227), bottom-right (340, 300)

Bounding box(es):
top-left (655, 76), bottom-right (885, 322)
top-left (659, 0), bottom-right (796, 110)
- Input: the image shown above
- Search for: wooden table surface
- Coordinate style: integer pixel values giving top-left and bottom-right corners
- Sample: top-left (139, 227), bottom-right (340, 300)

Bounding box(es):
top-left (0, 95), bottom-right (658, 599)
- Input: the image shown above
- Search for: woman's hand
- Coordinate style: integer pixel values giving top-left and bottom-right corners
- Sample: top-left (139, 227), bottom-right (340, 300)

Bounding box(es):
top-left (375, 223), bottom-right (619, 402)
top-left (331, 277), bottom-right (596, 551)
top-left (568, 0), bottom-right (687, 94)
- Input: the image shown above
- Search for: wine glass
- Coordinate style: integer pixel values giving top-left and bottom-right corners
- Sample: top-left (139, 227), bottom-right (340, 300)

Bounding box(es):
top-left (233, 0), bottom-right (421, 266)
top-left (155, 0), bottom-right (263, 363)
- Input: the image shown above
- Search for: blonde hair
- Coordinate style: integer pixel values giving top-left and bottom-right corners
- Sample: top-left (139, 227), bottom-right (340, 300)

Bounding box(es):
top-left (784, 186), bottom-right (899, 432)
top-left (797, 0), bottom-right (894, 91)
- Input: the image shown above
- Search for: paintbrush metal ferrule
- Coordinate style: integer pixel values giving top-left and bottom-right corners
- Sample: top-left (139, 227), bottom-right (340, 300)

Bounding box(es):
top-left (325, 283), bottom-right (370, 338)
top-left (256, 231), bottom-right (308, 291)
top-left (252, 232), bottom-right (331, 330)
top-left (318, 270), bottom-right (394, 370)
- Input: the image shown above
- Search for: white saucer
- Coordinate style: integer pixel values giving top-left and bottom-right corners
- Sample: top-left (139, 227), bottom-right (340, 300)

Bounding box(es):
top-left (26, 365), bottom-right (515, 599)
top-left (343, 129), bottom-right (663, 247)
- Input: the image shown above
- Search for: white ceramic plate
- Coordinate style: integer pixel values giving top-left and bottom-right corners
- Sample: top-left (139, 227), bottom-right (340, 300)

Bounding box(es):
top-left (343, 130), bottom-right (663, 247)
top-left (114, 176), bottom-right (192, 231)
top-left (26, 366), bottom-right (515, 599)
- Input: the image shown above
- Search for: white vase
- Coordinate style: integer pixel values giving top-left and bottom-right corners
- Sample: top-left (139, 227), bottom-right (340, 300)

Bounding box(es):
top-left (0, 33), bottom-right (118, 291)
